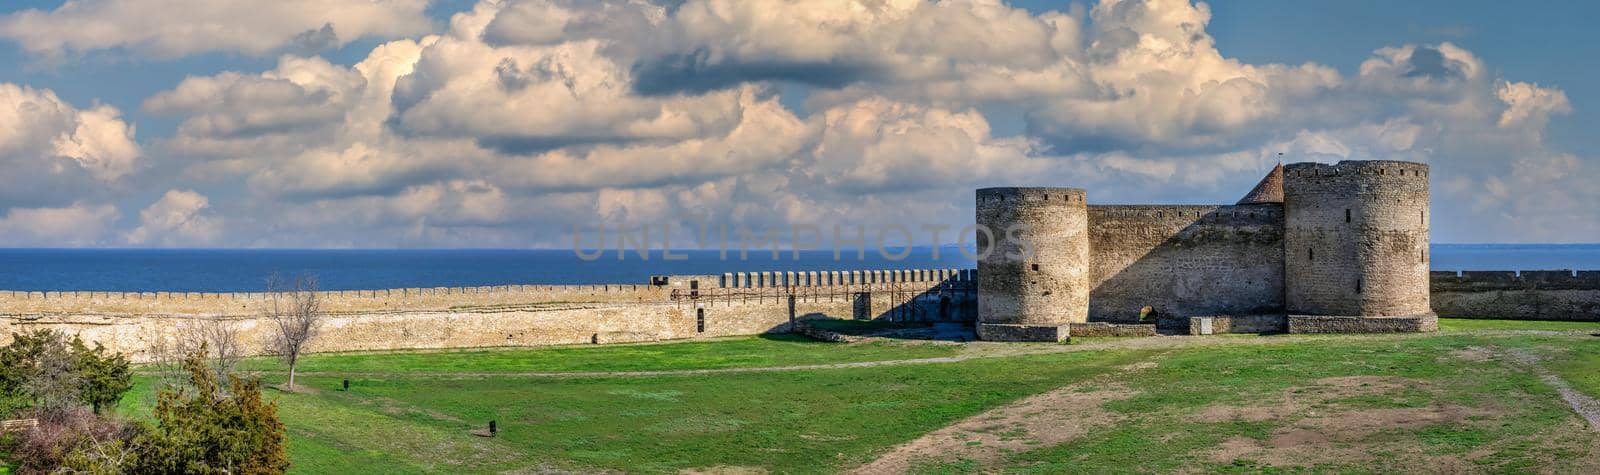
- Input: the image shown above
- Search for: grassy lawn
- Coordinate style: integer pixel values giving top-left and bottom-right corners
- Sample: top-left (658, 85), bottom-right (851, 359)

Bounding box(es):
top-left (131, 347), bottom-right (1145, 473)
top-left (990, 334), bottom-right (1595, 473)
top-left (1482, 330), bottom-right (1600, 402)
top-left (233, 334), bottom-right (961, 374)
top-left (1555, 341), bottom-right (1600, 399)
top-left (116, 325), bottom-right (1600, 473)
top-left (1439, 317), bottom-right (1600, 332)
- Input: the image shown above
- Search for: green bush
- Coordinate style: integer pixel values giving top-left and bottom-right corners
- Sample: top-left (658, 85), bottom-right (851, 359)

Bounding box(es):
top-left (130, 353), bottom-right (289, 474)
top-left (0, 330), bottom-right (132, 417)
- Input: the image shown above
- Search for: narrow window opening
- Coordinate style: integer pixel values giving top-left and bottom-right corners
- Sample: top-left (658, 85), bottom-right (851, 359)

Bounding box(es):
top-left (1356, 279), bottom-right (1363, 294)
top-left (1308, 248), bottom-right (1314, 261)
top-left (1421, 249), bottom-right (1427, 263)
top-left (1421, 210), bottom-right (1425, 224)
top-left (1345, 209), bottom-right (1352, 223)
top-left (1031, 263), bottom-right (1040, 272)
top-left (696, 309), bottom-right (705, 333)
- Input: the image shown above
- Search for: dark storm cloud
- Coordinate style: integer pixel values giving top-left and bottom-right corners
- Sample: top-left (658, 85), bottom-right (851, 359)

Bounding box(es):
top-left (1403, 46), bottom-right (1461, 79)
top-left (630, 48), bottom-right (883, 96)
top-left (286, 23), bottom-right (338, 55)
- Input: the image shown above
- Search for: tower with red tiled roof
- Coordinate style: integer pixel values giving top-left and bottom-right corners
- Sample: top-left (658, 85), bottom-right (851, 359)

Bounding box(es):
top-left (1236, 163), bottom-right (1284, 204)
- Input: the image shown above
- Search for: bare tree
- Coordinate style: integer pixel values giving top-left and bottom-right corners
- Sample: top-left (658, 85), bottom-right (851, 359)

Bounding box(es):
top-left (191, 318), bottom-right (243, 383)
top-left (144, 327), bottom-right (187, 390)
top-left (150, 318), bottom-right (243, 391)
top-left (264, 273), bottom-right (322, 391)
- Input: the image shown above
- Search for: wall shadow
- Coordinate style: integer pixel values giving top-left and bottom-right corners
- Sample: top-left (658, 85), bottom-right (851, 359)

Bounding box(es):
top-left (1087, 204), bottom-right (1286, 324)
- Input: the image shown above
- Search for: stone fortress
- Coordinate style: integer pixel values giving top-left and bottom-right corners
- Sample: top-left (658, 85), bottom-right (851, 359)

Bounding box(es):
top-left (1, 160), bottom-right (1597, 359)
top-left (974, 160), bottom-right (1436, 341)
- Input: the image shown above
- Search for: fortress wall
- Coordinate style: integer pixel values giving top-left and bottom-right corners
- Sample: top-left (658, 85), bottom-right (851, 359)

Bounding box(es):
top-left (0, 284), bottom-right (667, 316)
top-left (1086, 204), bottom-right (1285, 322)
top-left (0, 268), bottom-right (976, 361)
top-left (1430, 270), bottom-right (1600, 321)
top-left (1, 303), bottom-right (702, 363)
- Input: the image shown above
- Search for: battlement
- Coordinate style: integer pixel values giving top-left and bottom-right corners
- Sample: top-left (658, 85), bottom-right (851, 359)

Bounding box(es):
top-left (707, 268), bottom-right (975, 289)
top-left (976, 187), bottom-right (1086, 205)
top-left (1283, 160), bottom-right (1430, 179)
top-left (0, 284), bottom-right (667, 316)
top-left (1430, 270), bottom-right (1600, 291)
top-left (0, 267), bottom-right (982, 317)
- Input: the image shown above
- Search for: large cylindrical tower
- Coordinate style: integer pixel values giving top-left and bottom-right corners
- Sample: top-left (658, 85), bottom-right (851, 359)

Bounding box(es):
top-left (1283, 160), bottom-right (1431, 317)
top-left (975, 187), bottom-right (1089, 341)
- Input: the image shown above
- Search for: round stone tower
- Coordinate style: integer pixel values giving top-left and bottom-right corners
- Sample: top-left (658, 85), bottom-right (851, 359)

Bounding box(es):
top-left (1283, 160), bottom-right (1431, 317)
top-left (974, 187), bottom-right (1089, 341)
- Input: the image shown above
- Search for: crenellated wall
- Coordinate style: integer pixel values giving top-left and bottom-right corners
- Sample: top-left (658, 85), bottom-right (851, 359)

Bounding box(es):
top-left (1086, 204), bottom-right (1285, 322)
top-left (1430, 270), bottom-right (1600, 321)
top-left (0, 267), bottom-right (976, 362)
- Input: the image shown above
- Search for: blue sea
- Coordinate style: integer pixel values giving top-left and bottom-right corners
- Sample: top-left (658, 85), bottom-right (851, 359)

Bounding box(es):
top-left (0, 244), bottom-right (1596, 292)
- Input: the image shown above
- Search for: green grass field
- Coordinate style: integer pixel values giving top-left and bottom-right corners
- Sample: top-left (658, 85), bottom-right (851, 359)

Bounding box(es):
top-left (1438, 317), bottom-right (1600, 333)
top-left (233, 334), bottom-right (961, 374)
top-left (116, 319), bottom-right (1600, 473)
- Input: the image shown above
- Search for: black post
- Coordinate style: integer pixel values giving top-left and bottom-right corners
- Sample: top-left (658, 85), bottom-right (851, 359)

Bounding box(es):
top-left (343, 379), bottom-right (350, 391)
top-left (489, 420), bottom-right (497, 437)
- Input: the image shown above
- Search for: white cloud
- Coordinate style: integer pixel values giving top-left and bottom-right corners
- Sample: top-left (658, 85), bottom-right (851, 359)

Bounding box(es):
top-left (145, 56), bottom-right (366, 139)
top-left (0, 0), bottom-right (433, 58)
top-left (391, 35), bottom-right (751, 151)
top-left (1496, 81), bottom-right (1571, 130)
top-left (0, 202), bottom-right (118, 246)
top-left (124, 190), bottom-right (223, 247)
top-left (66, 0), bottom-right (1599, 245)
top-left (0, 83), bottom-right (140, 212)
top-left (807, 97), bottom-right (1043, 192)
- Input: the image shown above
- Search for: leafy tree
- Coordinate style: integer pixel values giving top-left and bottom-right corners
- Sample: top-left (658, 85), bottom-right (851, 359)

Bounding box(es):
top-left (69, 336), bottom-right (133, 414)
top-left (0, 329), bottom-right (67, 416)
top-left (0, 330), bottom-right (132, 416)
top-left (132, 351), bottom-right (289, 474)
top-left (0, 331), bottom-right (138, 473)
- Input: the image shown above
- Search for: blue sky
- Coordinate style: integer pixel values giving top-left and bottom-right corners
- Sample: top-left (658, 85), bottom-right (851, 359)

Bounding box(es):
top-left (0, 0), bottom-right (1593, 247)
top-left (1201, 0), bottom-right (1598, 159)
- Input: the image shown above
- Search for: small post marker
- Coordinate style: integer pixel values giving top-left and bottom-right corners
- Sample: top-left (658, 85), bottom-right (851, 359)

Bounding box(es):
top-left (489, 420), bottom-right (498, 437)
top-left (343, 379), bottom-right (350, 391)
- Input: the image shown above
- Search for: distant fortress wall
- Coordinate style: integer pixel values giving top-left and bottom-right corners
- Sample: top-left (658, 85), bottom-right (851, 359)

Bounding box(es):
top-left (1087, 204), bottom-right (1286, 322)
top-left (0, 268), bottom-right (976, 362)
top-left (1431, 270), bottom-right (1600, 321)
top-left (1, 265), bottom-right (1596, 361)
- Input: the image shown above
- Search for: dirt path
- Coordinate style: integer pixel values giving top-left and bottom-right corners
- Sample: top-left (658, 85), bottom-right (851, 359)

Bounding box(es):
top-left (847, 361), bottom-right (1161, 474)
top-left (1498, 347), bottom-right (1600, 430)
top-left (257, 329), bottom-right (1592, 380)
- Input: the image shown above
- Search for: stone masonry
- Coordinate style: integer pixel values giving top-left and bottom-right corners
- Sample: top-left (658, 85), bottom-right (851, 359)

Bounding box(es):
top-left (976, 160), bottom-right (1439, 341)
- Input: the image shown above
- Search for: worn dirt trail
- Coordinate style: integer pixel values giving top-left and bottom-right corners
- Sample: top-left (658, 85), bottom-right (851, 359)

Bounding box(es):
top-left (1498, 347), bottom-right (1600, 430)
top-left (847, 361), bottom-right (1161, 474)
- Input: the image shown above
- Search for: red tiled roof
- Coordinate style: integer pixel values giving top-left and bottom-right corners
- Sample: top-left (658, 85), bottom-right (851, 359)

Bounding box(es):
top-left (1236, 163), bottom-right (1284, 204)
